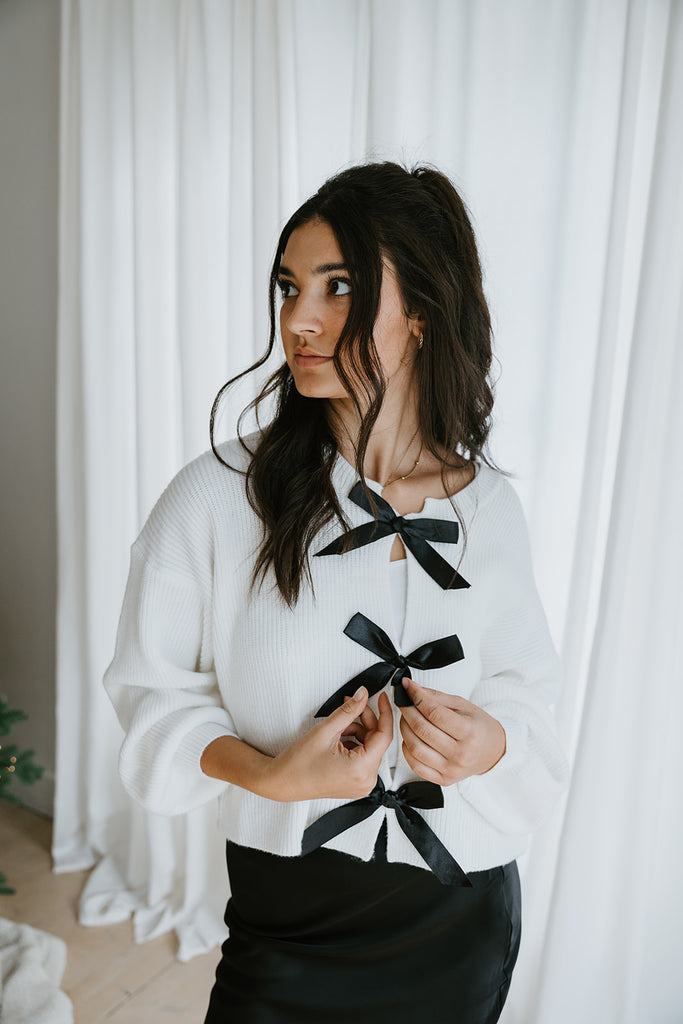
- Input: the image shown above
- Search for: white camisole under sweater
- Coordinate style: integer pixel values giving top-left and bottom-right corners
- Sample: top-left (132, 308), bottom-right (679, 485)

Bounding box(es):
top-left (388, 557), bottom-right (407, 771)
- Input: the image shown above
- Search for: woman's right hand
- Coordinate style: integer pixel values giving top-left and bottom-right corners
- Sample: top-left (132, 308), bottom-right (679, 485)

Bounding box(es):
top-left (263, 687), bottom-right (394, 802)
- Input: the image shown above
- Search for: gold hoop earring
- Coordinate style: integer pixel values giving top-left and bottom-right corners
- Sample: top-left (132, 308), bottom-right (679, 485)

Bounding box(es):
top-left (417, 331), bottom-right (424, 350)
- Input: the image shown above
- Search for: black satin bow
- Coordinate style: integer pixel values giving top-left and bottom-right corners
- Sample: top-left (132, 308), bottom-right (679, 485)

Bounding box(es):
top-left (315, 612), bottom-right (464, 717)
top-left (301, 775), bottom-right (471, 887)
top-left (315, 481), bottom-right (470, 590)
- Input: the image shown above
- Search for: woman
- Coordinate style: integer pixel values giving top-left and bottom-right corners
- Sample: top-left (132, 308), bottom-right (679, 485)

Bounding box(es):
top-left (105, 162), bottom-right (569, 1023)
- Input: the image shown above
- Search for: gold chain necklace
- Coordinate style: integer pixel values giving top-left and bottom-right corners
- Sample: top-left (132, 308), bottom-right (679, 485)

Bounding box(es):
top-left (335, 418), bottom-right (423, 489)
top-left (381, 429), bottom-right (424, 490)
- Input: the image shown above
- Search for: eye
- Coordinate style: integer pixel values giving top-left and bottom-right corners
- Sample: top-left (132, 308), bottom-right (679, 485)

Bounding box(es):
top-left (277, 279), bottom-right (298, 299)
top-left (328, 278), bottom-right (351, 296)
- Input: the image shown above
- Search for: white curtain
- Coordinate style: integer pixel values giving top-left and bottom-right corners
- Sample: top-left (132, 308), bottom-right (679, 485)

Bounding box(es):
top-left (55, 0), bottom-right (683, 1018)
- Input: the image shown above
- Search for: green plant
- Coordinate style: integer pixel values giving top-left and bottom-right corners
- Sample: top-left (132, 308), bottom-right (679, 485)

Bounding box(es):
top-left (0, 699), bottom-right (46, 894)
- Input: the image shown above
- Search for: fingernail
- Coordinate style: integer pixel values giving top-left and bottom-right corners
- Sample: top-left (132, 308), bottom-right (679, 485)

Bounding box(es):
top-left (353, 686), bottom-right (364, 701)
top-left (402, 677), bottom-right (410, 688)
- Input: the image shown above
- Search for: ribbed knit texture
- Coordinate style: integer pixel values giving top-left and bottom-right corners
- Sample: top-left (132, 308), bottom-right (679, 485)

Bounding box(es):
top-left (104, 435), bottom-right (569, 874)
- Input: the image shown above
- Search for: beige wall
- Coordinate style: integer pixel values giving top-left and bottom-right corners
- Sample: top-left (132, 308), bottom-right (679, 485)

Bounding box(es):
top-left (0, 0), bottom-right (60, 816)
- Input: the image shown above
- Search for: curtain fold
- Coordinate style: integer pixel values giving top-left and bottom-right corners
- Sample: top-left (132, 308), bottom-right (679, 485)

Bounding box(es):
top-left (56, 0), bottom-right (682, 1015)
top-left (506, 3), bottom-right (682, 1020)
top-left (526, 5), bottom-right (683, 1020)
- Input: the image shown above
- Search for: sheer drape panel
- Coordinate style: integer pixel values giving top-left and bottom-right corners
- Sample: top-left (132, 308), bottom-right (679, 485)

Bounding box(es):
top-left (56, 0), bottom-right (380, 960)
top-left (507, 3), bottom-right (683, 1021)
top-left (55, 0), bottom-right (287, 959)
top-left (56, 0), bottom-right (683, 1014)
top-left (534, 5), bottom-right (683, 1019)
top-left (507, 7), bottom-right (669, 1006)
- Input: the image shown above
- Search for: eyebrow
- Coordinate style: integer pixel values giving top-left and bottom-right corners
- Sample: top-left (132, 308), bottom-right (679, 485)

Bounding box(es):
top-left (278, 262), bottom-right (348, 278)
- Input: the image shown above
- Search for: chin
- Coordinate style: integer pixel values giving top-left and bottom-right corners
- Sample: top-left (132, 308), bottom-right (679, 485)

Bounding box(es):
top-left (293, 381), bottom-right (347, 400)
top-left (290, 371), bottom-right (347, 400)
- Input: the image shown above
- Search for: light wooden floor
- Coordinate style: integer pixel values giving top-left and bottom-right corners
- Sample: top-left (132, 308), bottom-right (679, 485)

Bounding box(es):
top-left (0, 801), bottom-right (221, 1023)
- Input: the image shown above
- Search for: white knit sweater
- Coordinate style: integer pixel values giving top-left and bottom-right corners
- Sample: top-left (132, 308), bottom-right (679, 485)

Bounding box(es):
top-left (104, 436), bottom-right (569, 874)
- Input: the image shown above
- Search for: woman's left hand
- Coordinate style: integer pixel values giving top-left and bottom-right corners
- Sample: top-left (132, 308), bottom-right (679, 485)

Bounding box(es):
top-left (398, 677), bottom-right (506, 786)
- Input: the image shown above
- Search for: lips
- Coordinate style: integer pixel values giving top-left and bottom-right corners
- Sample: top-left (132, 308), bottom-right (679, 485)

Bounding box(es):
top-left (295, 353), bottom-right (332, 367)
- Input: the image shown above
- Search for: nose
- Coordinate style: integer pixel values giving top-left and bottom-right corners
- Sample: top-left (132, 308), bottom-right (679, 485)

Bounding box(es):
top-left (284, 291), bottom-right (324, 337)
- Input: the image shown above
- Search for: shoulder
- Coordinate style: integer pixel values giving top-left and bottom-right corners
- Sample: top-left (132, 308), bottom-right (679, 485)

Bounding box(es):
top-left (476, 464), bottom-right (525, 514)
top-left (155, 431), bottom-right (261, 510)
top-left (465, 464), bottom-right (532, 548)
top-left (461, 463), bottom-right (524, 520)
top-left (172, 431), bottom-right (260, 492)
top-left (134, 432), bottom-right (262, 574)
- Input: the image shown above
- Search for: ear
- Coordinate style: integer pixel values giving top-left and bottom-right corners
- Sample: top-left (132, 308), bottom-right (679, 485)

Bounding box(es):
top-left (407, 313), bottom-right (425, 338)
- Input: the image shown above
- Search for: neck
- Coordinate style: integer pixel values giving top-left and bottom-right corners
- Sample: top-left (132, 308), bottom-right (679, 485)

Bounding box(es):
top-left (327, 380), bottom-right (422, 487)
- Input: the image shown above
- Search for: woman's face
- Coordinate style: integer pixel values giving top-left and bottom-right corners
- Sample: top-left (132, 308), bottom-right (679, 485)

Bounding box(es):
top-left (278, 218), bottom-right (419, 400)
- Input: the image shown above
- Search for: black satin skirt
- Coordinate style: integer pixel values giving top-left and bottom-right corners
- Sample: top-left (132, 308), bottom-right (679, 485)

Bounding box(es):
top-left (203, 821), bottom-right (521, 1024)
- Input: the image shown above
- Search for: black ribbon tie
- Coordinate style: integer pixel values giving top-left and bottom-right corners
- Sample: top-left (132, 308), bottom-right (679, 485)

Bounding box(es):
top-left (301, 775), bottom-right (471, 887)
top-left (315, 612), bottom-right (464, 718)
top-left (315, 481), bottom-right (470, 590)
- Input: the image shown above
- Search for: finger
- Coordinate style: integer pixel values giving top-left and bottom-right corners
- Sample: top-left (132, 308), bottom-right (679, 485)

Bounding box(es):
top-left (399, 724), bottom-right (453, 779)
top-left (401, 743), bottom-right (447, 785)
top-left (399, 678), bottom-right (468, 742)
top-left (359, 704), bottom-right (378, 731)
top-left (343, 693), bottom-right (377, 725)
top-left (340, 722), bottom-right (366, 740)
top-left (402, 676), bottom-right (474, 714)
top-left (340, 735), bottom-right (363, 750)
top-left (401, 676), bottom-right (435, 707)
top-left (342, 693), bottom-right (381, 737)
top-left (362, 691), bottom-right (394, 758)
top-left (326, 686), bottom-right (369, 740)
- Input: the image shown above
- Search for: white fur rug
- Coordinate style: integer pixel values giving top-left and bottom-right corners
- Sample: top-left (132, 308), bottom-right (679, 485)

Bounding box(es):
top-left (0, 918), bottom-right (73, 1024)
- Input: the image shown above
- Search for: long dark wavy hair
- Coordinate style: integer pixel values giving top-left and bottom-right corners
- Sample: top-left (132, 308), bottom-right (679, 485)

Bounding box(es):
top-left (210, 161), bottom-right (500, 607)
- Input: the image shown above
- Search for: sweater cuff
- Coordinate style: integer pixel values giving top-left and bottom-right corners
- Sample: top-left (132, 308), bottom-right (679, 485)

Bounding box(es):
top-left (120, 720), bottom-right (240, 816)
top-left (456, 718), bottom-right (527, 813)
top-left (456, 716), bottom-right (567, 836)
top-left (177, 720), bottom-right (241, 776)
top-left (478, 717), bottom-right (528, 778)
